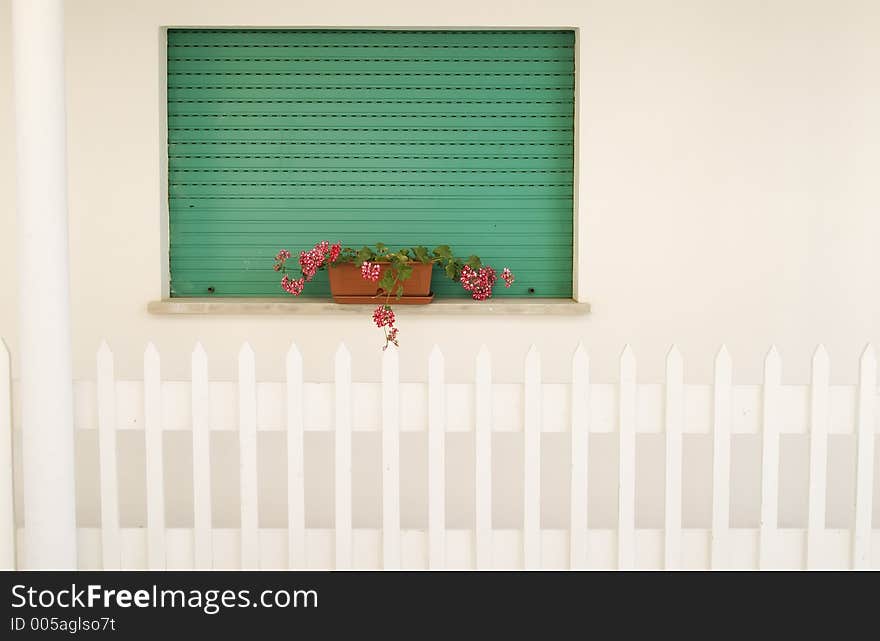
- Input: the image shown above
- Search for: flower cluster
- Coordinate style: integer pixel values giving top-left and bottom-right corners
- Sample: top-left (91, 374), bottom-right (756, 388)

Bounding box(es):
top-left (460, 265), bottom-right (498, 301)
top-left (501, 267), bottom-right (515, 288)
top-left (372, 304), bottom-right (395, 328)
top-left (281, 274), bottom-right (304, 296)
top-left (361, 261), bottom-right (381, 282)
top-left (275, 241), bottom-right (341, 295)
top-left (372, 304), bottom-right (399, 350)
top-left (273, 249), bottom-right (291, 271)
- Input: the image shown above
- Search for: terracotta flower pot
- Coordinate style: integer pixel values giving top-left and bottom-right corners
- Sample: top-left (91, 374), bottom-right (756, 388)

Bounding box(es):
top-left (328, 261), bottom-right (434, 304)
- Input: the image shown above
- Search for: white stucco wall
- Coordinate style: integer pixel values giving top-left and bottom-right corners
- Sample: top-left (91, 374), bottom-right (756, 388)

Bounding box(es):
top-left (2, 0), bottom-right (879, 533)
top-left (1, 0), bottom-right (877, 385)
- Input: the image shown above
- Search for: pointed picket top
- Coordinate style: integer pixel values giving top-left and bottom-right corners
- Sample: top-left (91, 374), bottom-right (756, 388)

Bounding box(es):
top-left (429, 344), bottom-right (444, 368)
top-left (572, 342), bottom-right (589, 384)
top-left (572, 342), bottom-right (589, 366)
top-left (525, 344), bottom-right (541, 379)
top-left (860, 343), bottom-right (877, 373)
top-left (764, 345), bottom-right (782, 382)
top-left (286, 342), bottom-right (302, 369)
top-left (238, 341), bottom-right (255, 361)
top-left (812, 344), bottom-right (829, 370)
top-left (666, 345), bottom-right (683, 376)
top-left (335, 342), bottom-right (351, 367)
top-left (144, 341), bottom-right (160, 362)
top-left (98, 340), bottom-right (113, 359)
top-left (619, 344), bottom-right (636, 382)
top-left (714, 345), bottom-right (732, 380)
top-left (190, 341), bottom-right (208, 381)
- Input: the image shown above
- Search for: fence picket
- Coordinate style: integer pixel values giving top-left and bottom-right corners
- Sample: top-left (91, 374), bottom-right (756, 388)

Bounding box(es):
top-left (96, 342), bottom-right (120, 570)
top-left (335, 343), bottom-right (353, 569)
top-left (0, 341), bottom-right (15, 569)
top-left (618, 345), bottom-right (636, 569)
top-left (428, 346), bottom-right (446, 569)
top-left (382, 347), bottom-right (401, 569)
top-left (523, 346), bottom-right (542, 569)
top-left (191, 343), bottom-right (212, 569)
top-left (286, 343), bottom-right (306, 569)
top-left (853, 344), bottom-right (876, 569)
top-left (759, 347), bottom-right (782, 568)
top-left (711, 346), bottom-right (732, 569)
top-left (806, 345), bottom-right (829, 569)
top-left (569, 343), bottom-right (590, 570)
top-left (664, 346), bottom-right (684, 569)
top-left (238, 343), bottom-right (259, 569)
top-left (144, 343), bottom-right (166, 569)
top-left (475, 345), bottom-right (492, 569)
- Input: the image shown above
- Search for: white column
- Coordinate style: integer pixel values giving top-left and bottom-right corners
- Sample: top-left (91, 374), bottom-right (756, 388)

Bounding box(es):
top-left (11, 0), bottom-right (78, 569)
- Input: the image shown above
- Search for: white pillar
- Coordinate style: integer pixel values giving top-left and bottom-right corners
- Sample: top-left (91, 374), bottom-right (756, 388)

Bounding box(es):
top-left (11, 0), bottom-right (78, 569)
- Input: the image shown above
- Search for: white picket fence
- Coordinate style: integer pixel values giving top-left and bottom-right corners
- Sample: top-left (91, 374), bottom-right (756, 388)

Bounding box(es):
top-left (1, 340), bottom-right (878, 570)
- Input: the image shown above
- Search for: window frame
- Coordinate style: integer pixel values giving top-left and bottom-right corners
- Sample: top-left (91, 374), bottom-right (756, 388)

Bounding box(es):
top-left (154, 26), bottom-right (587, 311)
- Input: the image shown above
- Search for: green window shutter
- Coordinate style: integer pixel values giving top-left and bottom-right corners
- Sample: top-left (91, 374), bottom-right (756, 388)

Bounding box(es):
top-left (167, 29), bottom-right (574, 298)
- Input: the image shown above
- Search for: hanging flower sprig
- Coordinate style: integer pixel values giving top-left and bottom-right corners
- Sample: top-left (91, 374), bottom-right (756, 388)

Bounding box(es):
top-left (274, 242), bottom-right (514, 350)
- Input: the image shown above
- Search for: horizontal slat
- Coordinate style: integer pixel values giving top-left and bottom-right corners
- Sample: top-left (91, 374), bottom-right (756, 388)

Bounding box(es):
top-left (168, 156), bottom-right (571, 170)
top-left (171, 170), bottom-right (572, 185)
top-left (169, 29), bottom-right (575, 47)
top-left (170, 196), bottom-right (571, 209)
top-left (169, 114), bottom-right (573, 128)
top-left (170, 258), bottom-right (573, 274)
top-left (168, 88), bottom-right (575, 102)
top-left (169, 59), bottom-right (574, 73)
top-left (172, 222), bottom-right (571, 238)
top-left (168, 100), bottom-right (573, 115)
top-left (171, 209), bottom-right (572, 222)
top-left (170, 184), bottom-right (573, 197)
top-left (170, 247), bottom-right (569, 262)
top-left (168, 72), bottom-right (573, 89)
top-left (172, 233), bottom-right (571, 246)
top-left (166, 127), bottom-right (572, 144)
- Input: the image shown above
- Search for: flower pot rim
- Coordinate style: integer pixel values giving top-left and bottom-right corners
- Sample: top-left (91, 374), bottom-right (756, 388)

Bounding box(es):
top-left (330, 260), bottom-right (433, 266)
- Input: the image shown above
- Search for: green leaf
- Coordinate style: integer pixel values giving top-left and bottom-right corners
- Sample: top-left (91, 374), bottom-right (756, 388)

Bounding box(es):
top-left (356, 246), bottom-right (373, 263)
top-left (433, 245), bottom-right (452, 260)
top-left (378, 271), bottom-right (396, 292)
top-left (444, 262), bottom-right (457, 280)
top-left (413, 245), bottom-right (430, 263)
top-left (466, 255), bottom-right (482, 269)
top-left (396, 263), bottom-right (413, 282)
top-left (374, 242), bottom-right (387, 255)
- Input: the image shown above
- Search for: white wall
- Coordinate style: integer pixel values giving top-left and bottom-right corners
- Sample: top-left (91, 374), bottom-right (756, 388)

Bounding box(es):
top-left (2, 0), bottom-right (879, 532)
top-left (0, 0), bottom-right (877, 385)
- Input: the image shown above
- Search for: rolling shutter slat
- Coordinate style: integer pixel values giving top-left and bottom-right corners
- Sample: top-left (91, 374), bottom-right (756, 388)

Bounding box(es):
top-left (168, 29), bottom-right (574, 298)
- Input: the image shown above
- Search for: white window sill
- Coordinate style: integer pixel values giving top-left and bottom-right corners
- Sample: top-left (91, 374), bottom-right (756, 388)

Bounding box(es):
top-left (147, 297), bottom-right (590, 316)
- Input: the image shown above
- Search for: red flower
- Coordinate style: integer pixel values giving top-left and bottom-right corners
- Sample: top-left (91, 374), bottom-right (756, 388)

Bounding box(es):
top-left (460, 265), bottom-right (498, 301)
top-left (329, 242), bottom-right (341, 263)
top-left (361, 261), bottom-right (381, 282)
top-left (281, 275), bottom-right (305, 296)
top-left (372, 304), bottom-right (396, 328)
